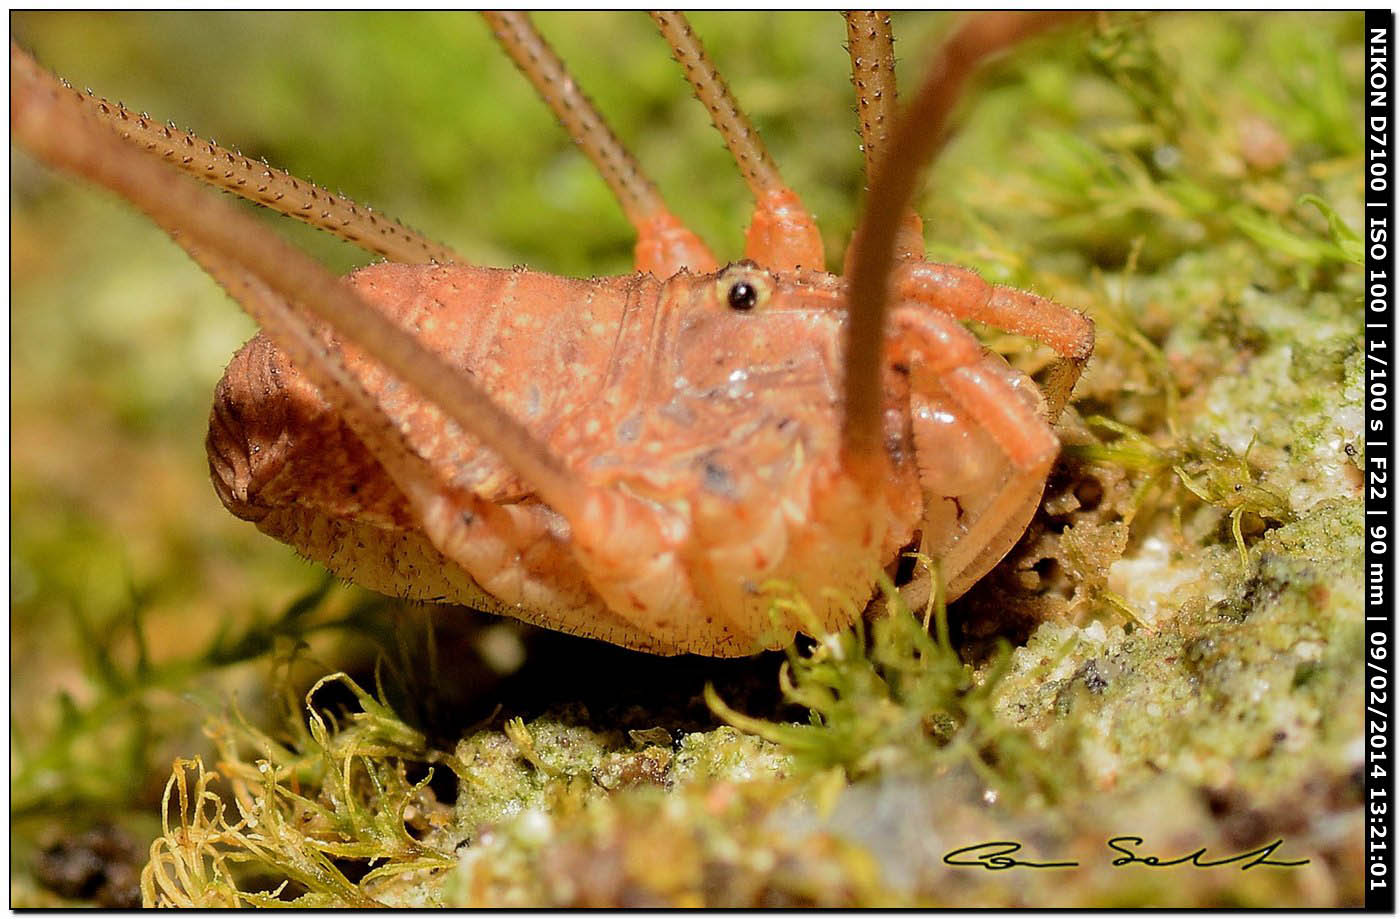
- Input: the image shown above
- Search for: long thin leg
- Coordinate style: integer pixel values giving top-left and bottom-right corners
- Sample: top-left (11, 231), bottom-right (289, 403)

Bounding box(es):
top-left (846, 13), bottom-right (1090, 419)
top-left (17, 48), bottom-right (459, 265)
top-left (482, 11), bottom-right (717, 277)
top-left (842, 10), bottom-right (923, 262)
top-left (650, 11), bottom-right (825, 272)
top-left (12, 41), bottom-right (584, 520)
top-left (841, 12), bottom-right (1083, 463)
top-left (14, 40), bottom-right (715, 655)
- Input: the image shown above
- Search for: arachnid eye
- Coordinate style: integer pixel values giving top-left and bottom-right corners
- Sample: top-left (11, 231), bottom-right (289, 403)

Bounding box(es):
top-left (714, 263), bottom-right (772, 313)
top-left (727, 280), bottom-right (758, 311)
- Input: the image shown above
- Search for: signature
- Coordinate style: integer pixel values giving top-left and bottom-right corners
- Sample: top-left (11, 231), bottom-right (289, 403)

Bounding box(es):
top-left (1105, 836), bottom-right (1310, 870)
top-left (943, 841), bottom-right (1078, 870)
top-left (942, 837), bottom-right (1311, 872)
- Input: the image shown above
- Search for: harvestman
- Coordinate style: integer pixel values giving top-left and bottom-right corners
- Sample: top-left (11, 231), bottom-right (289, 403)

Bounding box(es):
top-left (10, 12), bottom-right (1093, 656)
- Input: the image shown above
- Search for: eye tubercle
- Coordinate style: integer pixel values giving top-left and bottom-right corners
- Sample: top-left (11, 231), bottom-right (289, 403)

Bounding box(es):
top-left (714, 263), bottom-right (773, 313)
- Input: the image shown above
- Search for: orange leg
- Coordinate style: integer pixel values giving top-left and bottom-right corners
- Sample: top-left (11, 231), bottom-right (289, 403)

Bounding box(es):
top-left (650, 11), bottom-right (824, 272)
top-left (888, 304), bottom-right (1059, 466)
top-left (894, 260), bottom-right (1094, 418)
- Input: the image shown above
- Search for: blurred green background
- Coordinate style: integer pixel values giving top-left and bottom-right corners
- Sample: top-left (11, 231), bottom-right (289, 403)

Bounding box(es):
top-left (10, 10), bottom-right (1364, 906)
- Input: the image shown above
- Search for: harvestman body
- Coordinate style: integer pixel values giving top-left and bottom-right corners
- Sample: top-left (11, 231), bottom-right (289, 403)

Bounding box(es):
top-left (10, 12), bottom-right (1093, 656)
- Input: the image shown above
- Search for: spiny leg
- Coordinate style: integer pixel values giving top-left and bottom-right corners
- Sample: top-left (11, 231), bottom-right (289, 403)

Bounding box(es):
top-left (842, 12), bottom-right (1084, 464)
top-left (12, 41), bottom-right (581, 519)
top-left (15, 41), bottom-right (709, 654)
top-left (650, 11), bottom-right (824, 272)
top-left (842, 10), bottom-right (923, 263)
top-left (482, 11), bottom-right (717, 276)
top-left (16, 46), bottom-right (458, 265)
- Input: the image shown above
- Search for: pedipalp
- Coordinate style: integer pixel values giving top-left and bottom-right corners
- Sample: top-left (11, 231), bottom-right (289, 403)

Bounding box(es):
top-left (894, 261), bottom-right (1095, 419)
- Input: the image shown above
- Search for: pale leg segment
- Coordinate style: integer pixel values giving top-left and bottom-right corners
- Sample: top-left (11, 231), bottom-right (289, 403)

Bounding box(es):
top-left (562, 489), bottom-right (719, 653)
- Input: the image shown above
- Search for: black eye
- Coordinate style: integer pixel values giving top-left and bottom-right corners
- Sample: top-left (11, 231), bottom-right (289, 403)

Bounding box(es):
top-left (727, 280), bottom-right (758, 311)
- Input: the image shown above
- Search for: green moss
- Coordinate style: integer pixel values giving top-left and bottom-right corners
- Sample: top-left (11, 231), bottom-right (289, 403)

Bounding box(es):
top-left (704, 580), bottom-right (1073, 806)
